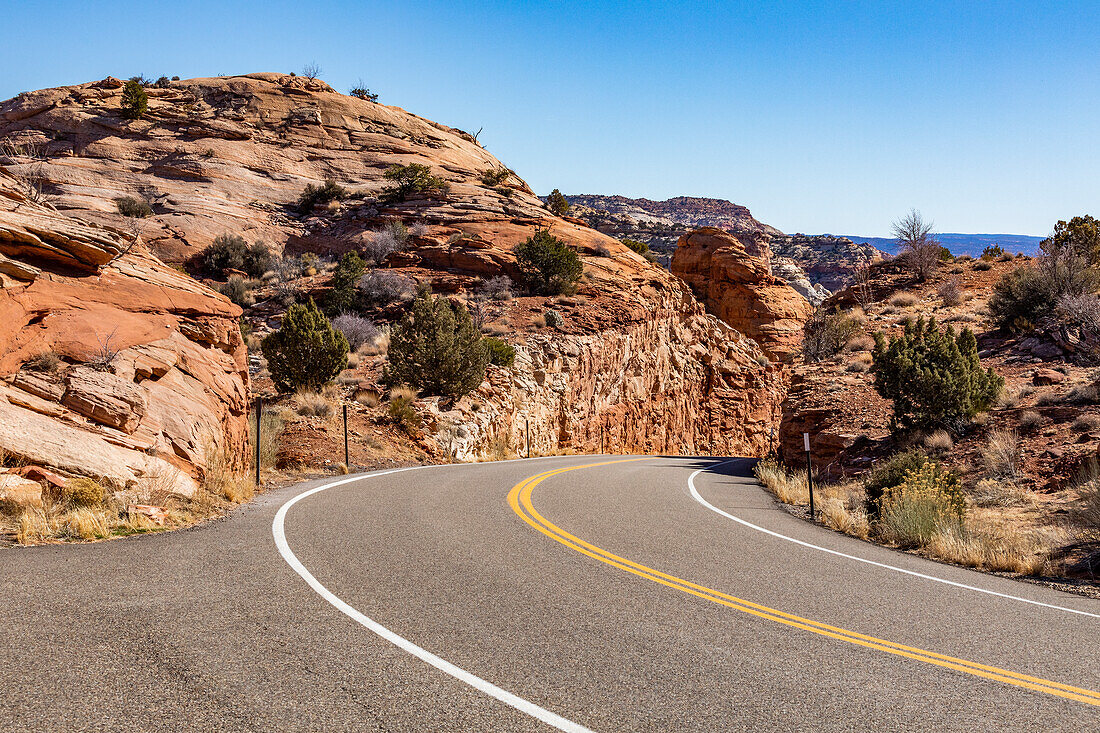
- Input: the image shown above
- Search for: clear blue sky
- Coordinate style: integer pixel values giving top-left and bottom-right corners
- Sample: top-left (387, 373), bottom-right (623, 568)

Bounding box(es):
top-left (2, 1), bottom-right (1096, 236)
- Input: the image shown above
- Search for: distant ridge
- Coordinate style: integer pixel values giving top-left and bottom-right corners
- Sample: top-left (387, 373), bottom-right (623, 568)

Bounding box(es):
top-left (841, 233), bottom-right (1044, 257)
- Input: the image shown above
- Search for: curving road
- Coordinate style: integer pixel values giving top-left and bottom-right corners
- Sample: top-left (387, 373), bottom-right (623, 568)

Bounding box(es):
top-left (2, 456), bottom-right (1098, 731)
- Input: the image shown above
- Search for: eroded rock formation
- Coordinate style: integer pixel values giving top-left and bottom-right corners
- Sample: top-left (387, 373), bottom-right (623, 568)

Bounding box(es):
top-left (0, 171), bottom-right (248, 497)
top-left (1, 74), bottom-right (792, 468)
top-left (671, 227), bottom-right (813, 362)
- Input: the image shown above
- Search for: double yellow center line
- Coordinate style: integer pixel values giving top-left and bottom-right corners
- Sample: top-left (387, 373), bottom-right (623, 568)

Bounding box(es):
top-left (507, 460), bottom-right (1100, 707)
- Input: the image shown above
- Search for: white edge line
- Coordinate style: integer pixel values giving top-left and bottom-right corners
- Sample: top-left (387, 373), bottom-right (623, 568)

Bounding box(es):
top-left (272, 461), bottom-right (595, 733)
top-left (689, 459), bottom-right (1100, 620)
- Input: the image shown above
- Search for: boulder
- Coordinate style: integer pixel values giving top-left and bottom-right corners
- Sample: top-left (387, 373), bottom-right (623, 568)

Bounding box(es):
top-left (0, 474), bottom-right (43, 509)
top-left (1033, 368), bottom-right (1065, 386)
top-left (671, 227), bottom-right (814, 362)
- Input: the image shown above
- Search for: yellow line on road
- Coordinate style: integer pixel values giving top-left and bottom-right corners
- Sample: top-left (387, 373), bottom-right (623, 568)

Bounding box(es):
top-left (507, 460), bottom-right (1100, 707)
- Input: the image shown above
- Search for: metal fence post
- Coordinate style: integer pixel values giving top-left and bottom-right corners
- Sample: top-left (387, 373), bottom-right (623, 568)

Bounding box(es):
top-left (254, 395), bottom-right (262, 486)
top-left (526, 419), bottom-right (531, 459)
top-left (343, 403), bottom-right (349, 469)
top-left (804, 432), bottom-right (815, 518)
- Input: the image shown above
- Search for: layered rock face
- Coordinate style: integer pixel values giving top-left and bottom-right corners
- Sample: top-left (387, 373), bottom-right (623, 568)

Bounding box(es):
top-left (671, 227), bottom-right (813, 362)
top-left (417, 247), bottom-right (784, 460)
top-left (0, 171), bottom-right (248, 497)
top-left (768, 234), bottom-right (881, 293)
top-left (1, 74), bottom-right (788, 462)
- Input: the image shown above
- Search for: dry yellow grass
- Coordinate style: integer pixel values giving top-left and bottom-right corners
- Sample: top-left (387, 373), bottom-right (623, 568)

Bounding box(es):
top-left (294, 389), bottom-right (335, 418)
top-left (755, 458), bottom-right (1057, 576)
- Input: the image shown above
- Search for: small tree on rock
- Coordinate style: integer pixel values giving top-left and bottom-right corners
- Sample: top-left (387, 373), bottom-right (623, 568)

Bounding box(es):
top-left (262, 299), bottom-right (348, 392)
top-left (546, 189), bottom-right (570, 216)
top-left (513, 229), bottom-right (582, 295)
top-left (383, 286), bottom-right (488, 400)
top-left (120, 79), bottom-right (148, 120)
top-left (382, 163), bottom-right (450, 202)
top-left (326, 251), bottom-right (367, 314)
top-left (871, 316), bottom-right (1002, 432)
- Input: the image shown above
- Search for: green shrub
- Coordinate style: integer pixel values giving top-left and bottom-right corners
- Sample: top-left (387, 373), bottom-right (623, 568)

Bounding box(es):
top-left (483, 336), bottom-right (516, 367)
top-left (383, 286), bottom-right (488, 399)
top-left (622, 238), bottom-right (649, 255)
top-left (514, 229), bottom-right (582, 295)
top-left (877, 462), bottom-right (966, 547)
top-left (478, 167), bottom-right (511, 187)
top-left (988, 266), bottom-right (1054, 332)
top-left (261, 299), bottom-right (349, 392)
top-left (382, 163), bottom-right (450, 202)
top-left (62, 478), bottom-right (106, 507)
top-left (120, 79), bottom-right (148, 119)
top-left (544, 308), bottom-right (564, 328)
top-left (297, 179), bottom-right (348, 215)
top-left (116, 196), bottom-right (152, 218)
top-left (1046, 215), bottom-right (1100, 265)
top-left (326, 251), bottom-right (366, 314)
top-left (349, 84), bottom-right (378, 101)
top-left (546, 189), bottom-right (570, 216)
top-left (863, 449), bottom-right (929, 515)
top-left (202, 234), bottom-right (273, 278)
top-left (871, 316), bottom-right (1003, 432)
top-left (982, 244), bottom-right (1005, 260)
top-left (973, 260), bottom-right (994, 271)
top-left (802, 309), bottom-right (862, 362)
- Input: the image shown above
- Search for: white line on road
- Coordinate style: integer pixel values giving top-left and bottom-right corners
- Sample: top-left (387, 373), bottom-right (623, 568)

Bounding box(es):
top-left (272, 463), bottom-right (595, 733)
top-left (688, 460), bottom-right (1100, 620)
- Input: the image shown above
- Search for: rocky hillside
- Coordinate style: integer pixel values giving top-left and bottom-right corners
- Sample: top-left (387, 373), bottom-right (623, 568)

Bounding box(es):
top-left (0, 170), bottom-right (248, 502)
top-left (0, 73), bottom-right (790, 499)
top-left (776, 252), bottom-right (1100, 580)
top-left (560, 193), bottom-right (879, 301)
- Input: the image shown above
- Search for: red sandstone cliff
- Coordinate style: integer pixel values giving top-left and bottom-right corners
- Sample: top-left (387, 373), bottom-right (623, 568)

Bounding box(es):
top-left (0, 170), bottom-right (248, 497)
top-left (670, 227), bottom-right (813, 362)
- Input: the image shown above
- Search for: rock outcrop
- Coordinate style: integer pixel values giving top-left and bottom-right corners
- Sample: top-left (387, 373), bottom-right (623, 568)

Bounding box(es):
top-left (768, 234), bottom-right (881, 294)
top-left (2, 74), bottom-right (790, 466)
top-left (0, 170), bottom-right (248, 497)
top-left (671, 227), bottom-right (813, 362)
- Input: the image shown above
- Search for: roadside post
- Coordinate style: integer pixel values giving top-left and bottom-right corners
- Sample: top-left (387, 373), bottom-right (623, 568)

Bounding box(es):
top-left (526, 419), bottom-right (531, 459)
top-left (803, 432), bottom-right (815, 517)
top-left (254, 396), bottom-right (262, 487)
top-left (343, 404), bottom-right (349, 469)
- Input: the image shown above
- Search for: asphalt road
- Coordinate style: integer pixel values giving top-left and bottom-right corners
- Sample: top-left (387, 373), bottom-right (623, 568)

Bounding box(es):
top-left (2, 455), bottom-right (1098, 731)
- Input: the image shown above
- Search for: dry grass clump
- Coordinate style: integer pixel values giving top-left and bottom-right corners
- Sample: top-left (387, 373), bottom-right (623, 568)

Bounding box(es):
top-left (295, 389), bottom-right (335, 418)
top-left (981, 429), bottom-right (1019, 479)
top-left (1072, 413), bottom-right (1100, 433)
top-left (970, 478), bottom-right (1032, 508)
top-left (923, 430), bottom-right (954, 454)
top-left (23, 351), bottom-right (62, 373)
top-left (1017, 409), bottom-right (1043, 433)
top-left (202, 437), bottom-right (254, 503)
top-left (845, 334), bottom-right (876, 352)
top-left (250, 407), bottom-right (285, 472)
top-left (925, 524), bottom-right (1055, 575)
top-left (973, 260), bottom-right (994, 271)
top-left (937, 278), bottom-right (963, 307)
top-left (355, 389), bottom-right (381, 407)
top-left (755, 458), bottom-right (809, 504)
top-left (888, 291), bottom-right (919, 307)
top-left (12, 474), bottom-right (178, 545)
top-left (845, 354), bottom-right (872, 373)
top-left (388, 386), bottom-right (421, 434)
